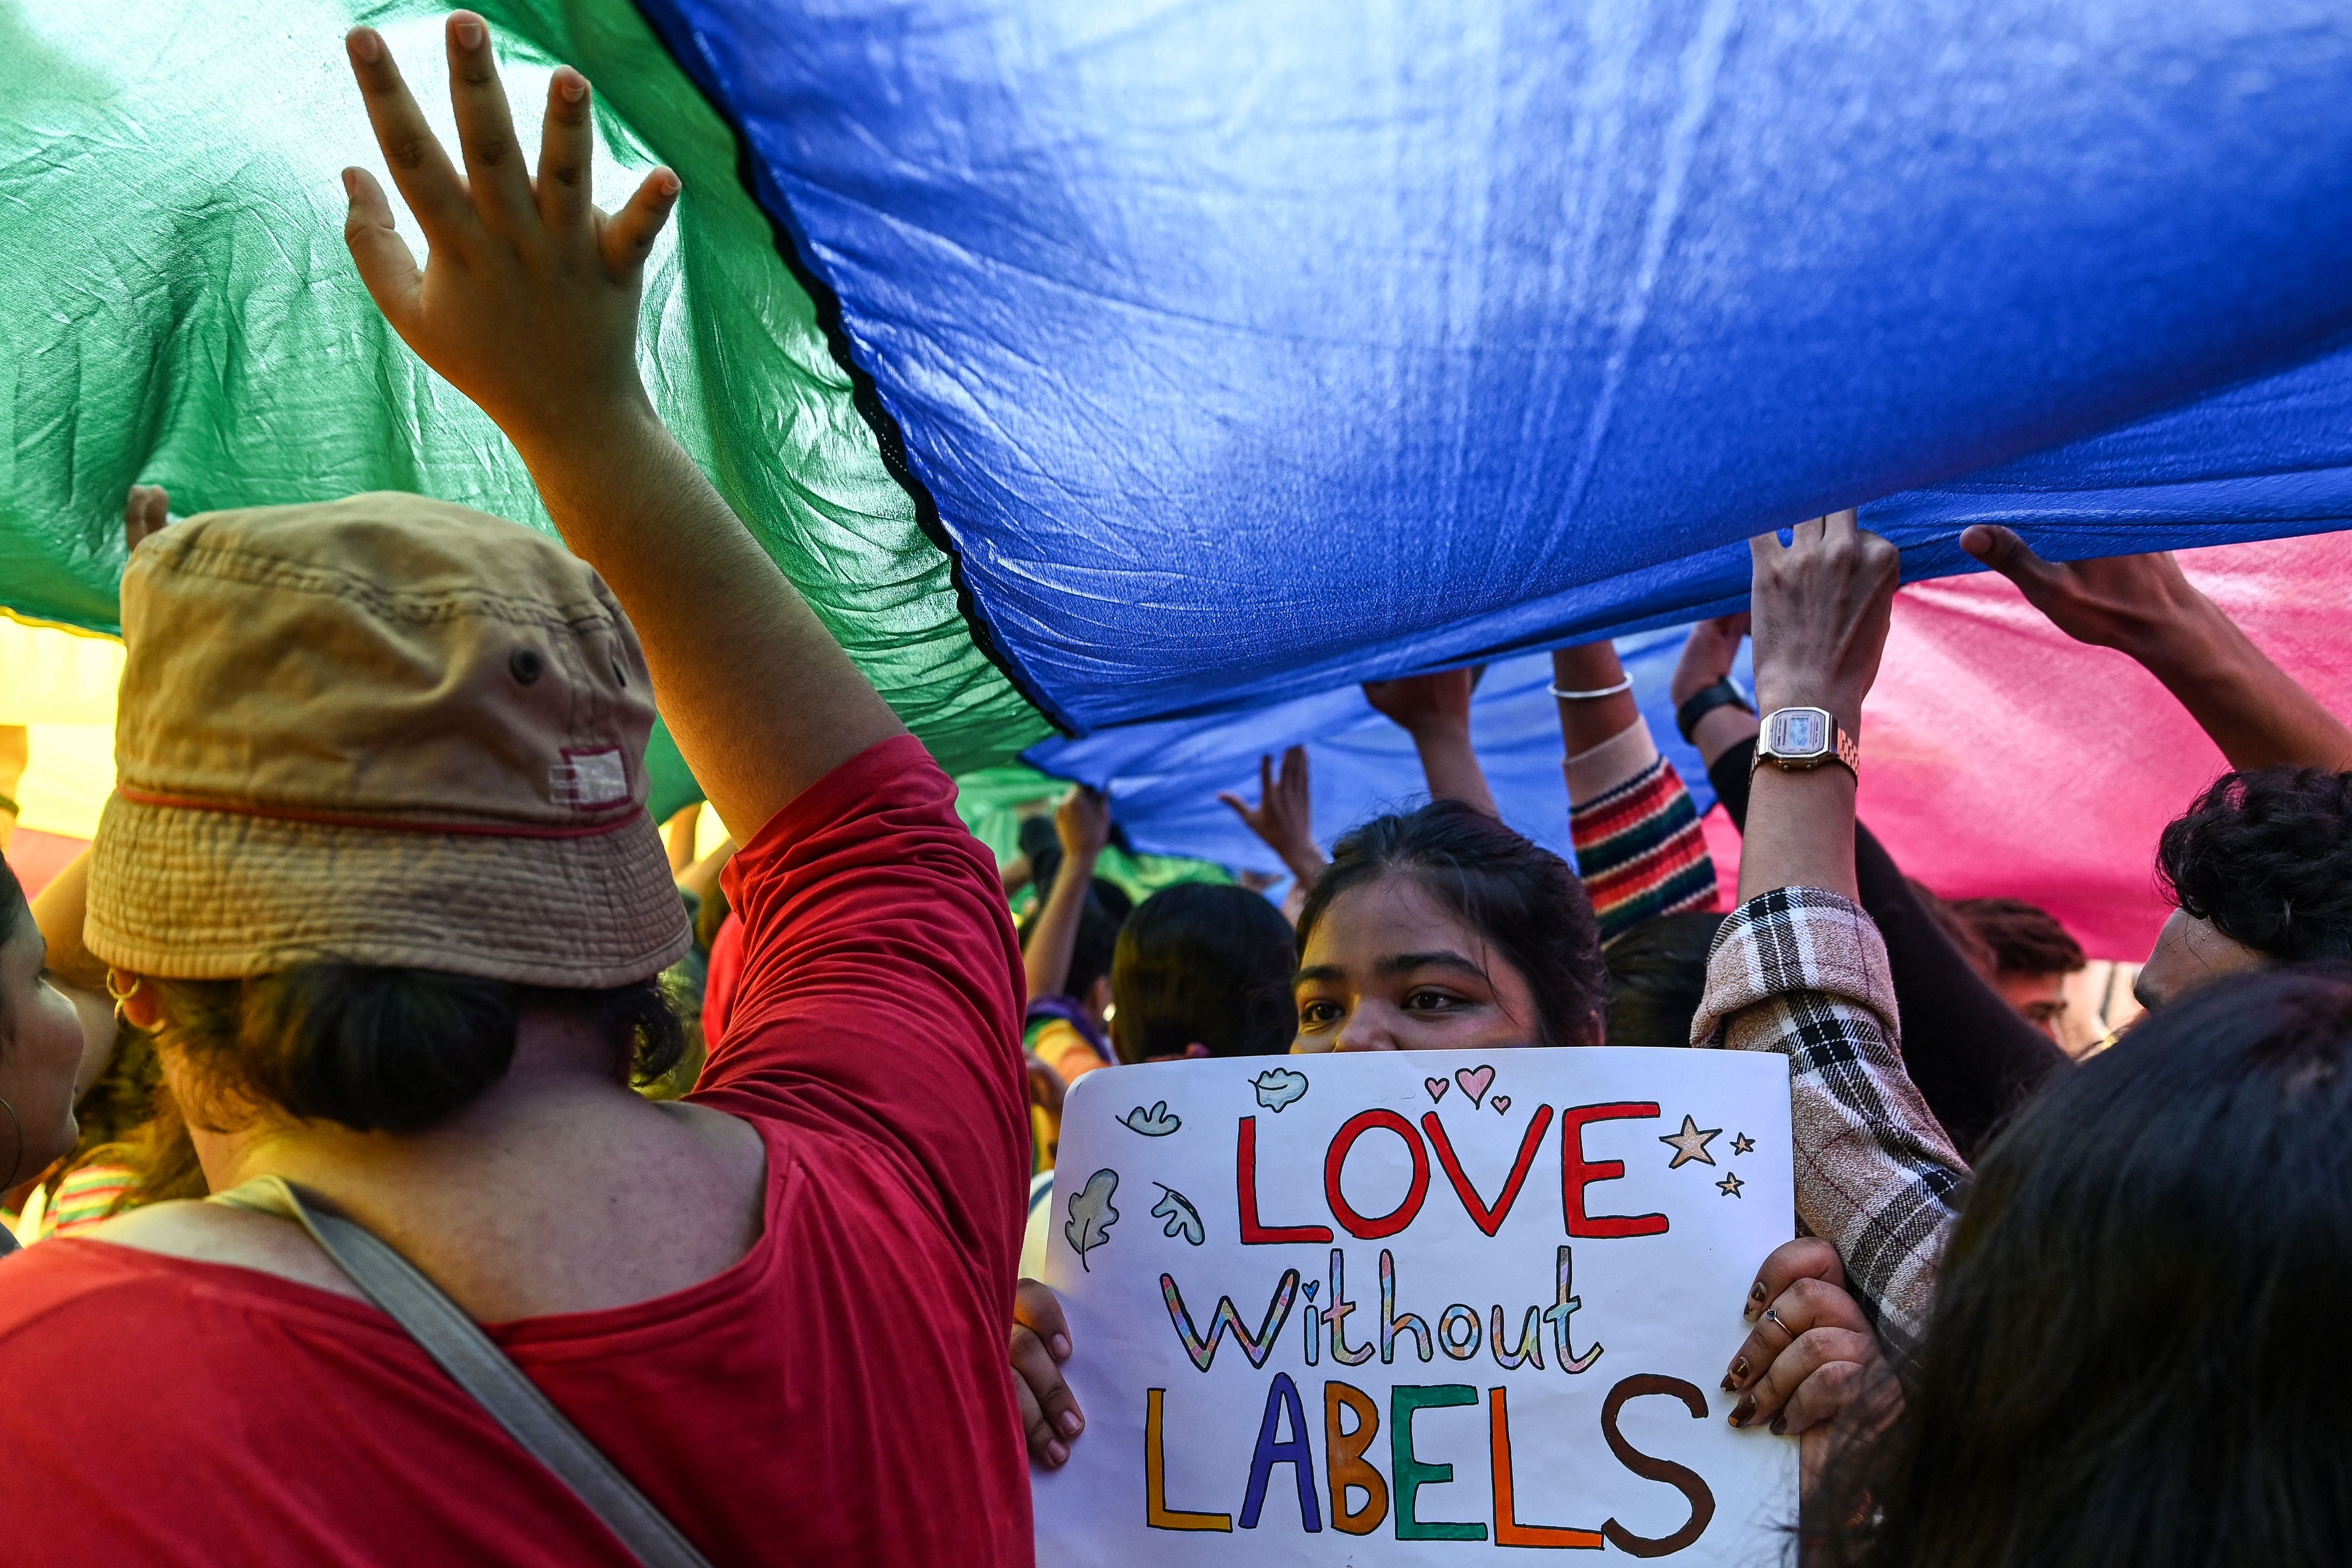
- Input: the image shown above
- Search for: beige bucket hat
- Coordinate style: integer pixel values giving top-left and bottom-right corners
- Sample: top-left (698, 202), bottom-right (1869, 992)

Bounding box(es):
top-left (86, 492), bottom-right (689, 989)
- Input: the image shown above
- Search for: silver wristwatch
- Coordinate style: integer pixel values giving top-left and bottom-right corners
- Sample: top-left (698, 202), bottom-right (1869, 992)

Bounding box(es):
top-left (1752, 706), bottom-right (1860, 779)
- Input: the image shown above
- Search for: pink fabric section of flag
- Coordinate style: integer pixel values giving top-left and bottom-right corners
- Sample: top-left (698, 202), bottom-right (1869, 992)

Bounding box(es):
top-left (1851, 534), bottom-right (2352, 960)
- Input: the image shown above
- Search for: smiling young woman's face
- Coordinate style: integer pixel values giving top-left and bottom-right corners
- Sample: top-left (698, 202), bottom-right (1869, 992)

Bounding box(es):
top-left (1292, 874), bottom-right (1549, 1053)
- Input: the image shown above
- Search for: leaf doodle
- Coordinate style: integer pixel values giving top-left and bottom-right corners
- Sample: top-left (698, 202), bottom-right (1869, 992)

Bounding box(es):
top-left (1151, 1184), bottom-right (1206, 1246)
top-left (1253, 1067), bottom-right (1310, 1113)
top-left (1065, 1169), bottom-right (1120, 1270)
top-left (1121, 1101), bottom-right (1183, 1137)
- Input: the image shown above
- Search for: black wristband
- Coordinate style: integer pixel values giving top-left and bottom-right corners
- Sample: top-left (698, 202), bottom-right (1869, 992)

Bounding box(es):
top-left (1674, 678), bottom-right (1753, 745)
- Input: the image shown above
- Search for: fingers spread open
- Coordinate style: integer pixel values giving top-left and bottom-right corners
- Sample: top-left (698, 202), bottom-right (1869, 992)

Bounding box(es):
top-left (341, 168), bottom-right (427, 336)
top-left (444, 12), bottom-right (538, 236)
top-left (345, 28), bottom-right (474, 241)
top-left (599, 168), bottom-right (681, 278)
top-left (537, 66), bottom-right (595, 233)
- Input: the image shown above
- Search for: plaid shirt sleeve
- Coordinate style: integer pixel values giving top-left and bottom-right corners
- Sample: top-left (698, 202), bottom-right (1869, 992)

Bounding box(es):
top-left (1690, 885), bottom-right (1967, 1364)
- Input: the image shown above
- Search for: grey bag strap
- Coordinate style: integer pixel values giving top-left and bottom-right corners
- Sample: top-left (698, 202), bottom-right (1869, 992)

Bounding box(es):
top-left (211, 1175), bottom-right (715, 1568)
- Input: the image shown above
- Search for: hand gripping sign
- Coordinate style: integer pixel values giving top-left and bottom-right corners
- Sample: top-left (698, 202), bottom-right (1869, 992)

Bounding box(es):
top-left (1034, 1049), bottom-right (1798, 1565)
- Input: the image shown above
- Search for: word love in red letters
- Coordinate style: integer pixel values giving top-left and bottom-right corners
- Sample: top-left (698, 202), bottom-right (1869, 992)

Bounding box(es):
top-left (1235, 1102), bottom-right (1670, 1246)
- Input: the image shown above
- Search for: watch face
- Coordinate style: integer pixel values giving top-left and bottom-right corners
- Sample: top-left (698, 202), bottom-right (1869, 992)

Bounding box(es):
top-left (1768, 708), bottom-right (1827, 757)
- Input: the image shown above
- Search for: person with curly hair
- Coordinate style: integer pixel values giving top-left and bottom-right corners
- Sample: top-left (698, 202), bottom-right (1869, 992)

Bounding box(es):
top-left (2138, 767), bottom-right (2352, 1007)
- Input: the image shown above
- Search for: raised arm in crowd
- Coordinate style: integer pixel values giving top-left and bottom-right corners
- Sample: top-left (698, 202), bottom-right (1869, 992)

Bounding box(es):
top-left (0, 17), bottom-right (1033, 1564)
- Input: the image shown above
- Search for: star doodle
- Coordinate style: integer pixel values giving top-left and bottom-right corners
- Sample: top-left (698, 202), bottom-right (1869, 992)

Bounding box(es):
top-left (1731, 1133), bottom-right (1755, 1156)
top-left (1716, 1172), bottom-right (1745, 1199)
top-left (1657, 1114), bottom-right (1722, 1169)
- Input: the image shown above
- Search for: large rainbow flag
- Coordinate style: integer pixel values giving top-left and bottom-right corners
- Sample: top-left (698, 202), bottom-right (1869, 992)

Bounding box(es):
top-left (6, 1), bottom-right (2352, 948)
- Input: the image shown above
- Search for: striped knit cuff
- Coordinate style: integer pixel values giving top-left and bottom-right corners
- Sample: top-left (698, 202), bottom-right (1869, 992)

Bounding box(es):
top-left (1570, 753), bottom-right (1717, 942)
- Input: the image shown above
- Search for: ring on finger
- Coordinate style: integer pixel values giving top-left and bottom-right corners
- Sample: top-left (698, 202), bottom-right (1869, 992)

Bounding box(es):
top-left (1762, 1307), bottom-right (1794, 1340)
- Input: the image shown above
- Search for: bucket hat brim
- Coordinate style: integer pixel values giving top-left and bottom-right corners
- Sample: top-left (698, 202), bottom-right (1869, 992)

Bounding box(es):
top-left (86, 792), bottom-right (690, 989)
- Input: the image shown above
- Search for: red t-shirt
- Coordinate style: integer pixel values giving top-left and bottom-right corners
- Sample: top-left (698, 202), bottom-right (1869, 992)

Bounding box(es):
top-left (0, 737), bottom-right (1032, 1566)
top-left (703, 909), bottom-right (746, 1046)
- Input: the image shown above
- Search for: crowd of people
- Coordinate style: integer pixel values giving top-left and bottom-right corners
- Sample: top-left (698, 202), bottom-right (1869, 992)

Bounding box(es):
top-left (0, 13), bottom-right (2347, 1567)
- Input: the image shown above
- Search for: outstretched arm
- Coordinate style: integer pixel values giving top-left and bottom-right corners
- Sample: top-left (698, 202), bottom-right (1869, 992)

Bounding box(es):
top-left (1689, 612), bottom-right (2065, 1159)
top-left (1554, 641), bottom-right (1716, 940)
top-left (1218, 746), bottom-right (1328, 888)
top-left (1362, 668), bottom-right (1501, 818)
top-left (1962, 526), bottom-right (2352, 772)
top-left (1694, 511), bottom-right (1966, 1367)
top-left (1550, 642), bottom-right (1641, 754)
top-left (1023, 787), bottom-right (1111, 1003)
top-left (1670, 614), bottom-right (1761, 769)
top-left (342, 16), bottom-right (901, 840)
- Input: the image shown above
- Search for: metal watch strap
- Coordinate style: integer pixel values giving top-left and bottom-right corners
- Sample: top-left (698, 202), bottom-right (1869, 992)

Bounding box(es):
top-left (1673, 678), bottom-right (1752, 744)
top-left (1751, 709), bottom-right (1860, 779)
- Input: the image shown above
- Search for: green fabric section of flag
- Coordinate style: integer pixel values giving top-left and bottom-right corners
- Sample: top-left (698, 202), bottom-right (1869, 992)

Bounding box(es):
top-left (953, 764), bottom-right (1234, 913)
top-left (0, 0), bottom-right (1048, 776)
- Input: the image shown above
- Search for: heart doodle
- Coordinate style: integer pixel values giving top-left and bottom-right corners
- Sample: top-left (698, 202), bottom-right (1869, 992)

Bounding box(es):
top-left (1454, 1065), bottom-right (1495, 1107)
top-left (1302, 1280), bottom-right (1320, 1300)
top-left (1424, 1077), bottom-right (1449, 1104)
top-left (1491, 1094), bottom-right (1511, 1115)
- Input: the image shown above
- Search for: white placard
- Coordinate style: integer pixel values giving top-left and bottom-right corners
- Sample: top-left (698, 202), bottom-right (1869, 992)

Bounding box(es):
top-left (1034, 1048), bottom-right (1798, 1565)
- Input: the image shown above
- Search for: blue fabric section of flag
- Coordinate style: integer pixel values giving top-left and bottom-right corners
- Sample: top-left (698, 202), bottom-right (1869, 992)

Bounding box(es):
top-left (1022, 629), bottom-right (1733, 877)
top-left (637, 0), bottom-right (2352, 733)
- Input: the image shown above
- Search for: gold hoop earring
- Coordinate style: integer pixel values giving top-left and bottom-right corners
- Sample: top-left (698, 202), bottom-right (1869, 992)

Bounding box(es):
top-left (105, 970), bottom-right (142, 1025)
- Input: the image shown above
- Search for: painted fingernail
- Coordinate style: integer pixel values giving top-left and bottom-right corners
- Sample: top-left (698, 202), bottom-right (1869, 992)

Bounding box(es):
top-left (348, 28), bottom-right (381, 62)
top-left (1729, 1395), bottom-right (1755, 1428)
top-left (1051, 1333), bottom-right (1072, 1360)
top-left (1059, 1411), bottom-right (1083, 1437)
top-left (1769, 1413), bottom-right (1787, 1437)
top-left (456, 17), bottom-right (485, 47)
top-left (1044, 1440), bottom-right (1068, 1466)
top-left (1745, 1280), bottom-right (1767, 1318)
top-left (1720, 1358), bottom-right (1748, 1391)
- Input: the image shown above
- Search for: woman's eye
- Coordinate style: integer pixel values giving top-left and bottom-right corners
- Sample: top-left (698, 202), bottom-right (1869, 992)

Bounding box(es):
top-left (1299, 1000), bottom-right (1341, 1025)
top-left (1405, 990), bottom-right (1459, 1013)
